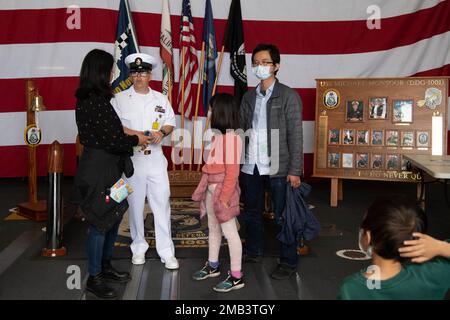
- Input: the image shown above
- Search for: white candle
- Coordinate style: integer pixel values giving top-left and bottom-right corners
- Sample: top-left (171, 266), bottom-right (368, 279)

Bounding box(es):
top-left (432, 112), bottom-right (443, 156)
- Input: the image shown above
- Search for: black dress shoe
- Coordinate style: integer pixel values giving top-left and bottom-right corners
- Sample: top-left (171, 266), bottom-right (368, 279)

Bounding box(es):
top-left (102, 261), bottom-right (131, 283)
top-left (270, 264), bottom-right (297, 280)
top-left (243, 254), bottom-right (263, 263)
top-left (86, 274), bottom-right (118, 299)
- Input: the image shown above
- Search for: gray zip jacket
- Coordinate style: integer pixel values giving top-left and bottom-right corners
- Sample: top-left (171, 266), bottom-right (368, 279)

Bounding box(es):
top-left (240, 79), bottom-right (303, 177)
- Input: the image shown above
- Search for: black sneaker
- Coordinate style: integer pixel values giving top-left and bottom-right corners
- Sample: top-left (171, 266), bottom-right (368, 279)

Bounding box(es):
top-left (192, 262), bottom-right (220, 280)
top-left (213, 272), bottom-right (245, 292)
top-left (270, 264), bottom-right (297, 280)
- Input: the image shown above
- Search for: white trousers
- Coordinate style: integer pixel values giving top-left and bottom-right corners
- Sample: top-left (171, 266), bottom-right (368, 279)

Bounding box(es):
top-left (125, 152), bottom-right (175, 259)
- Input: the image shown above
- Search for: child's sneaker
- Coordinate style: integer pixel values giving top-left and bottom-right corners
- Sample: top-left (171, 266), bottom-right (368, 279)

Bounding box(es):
top-left (192, 262), bottom-right (220, 280)
top-left (213, 272), bottom-right (245, 292)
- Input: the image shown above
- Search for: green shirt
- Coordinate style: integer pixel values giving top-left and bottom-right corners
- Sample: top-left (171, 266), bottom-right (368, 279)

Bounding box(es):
top-left (338, 255), bottom-right (450, 300)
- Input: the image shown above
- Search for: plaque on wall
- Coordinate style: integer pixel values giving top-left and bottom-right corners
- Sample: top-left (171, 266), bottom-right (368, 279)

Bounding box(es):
top-left (313, 77), bottom-right (448, 183)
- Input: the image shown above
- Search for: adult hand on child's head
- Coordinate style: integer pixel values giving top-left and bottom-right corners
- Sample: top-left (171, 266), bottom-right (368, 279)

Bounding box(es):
top-left (398, 232), bottom-right (444, 263)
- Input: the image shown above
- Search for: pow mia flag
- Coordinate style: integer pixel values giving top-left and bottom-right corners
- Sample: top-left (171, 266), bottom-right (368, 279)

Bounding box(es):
top-left (223, 0), bottom-right (247, 102)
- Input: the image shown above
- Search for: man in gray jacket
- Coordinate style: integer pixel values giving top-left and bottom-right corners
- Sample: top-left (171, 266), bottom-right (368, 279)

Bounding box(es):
top-left (239, 43), bottom-right (303, 280)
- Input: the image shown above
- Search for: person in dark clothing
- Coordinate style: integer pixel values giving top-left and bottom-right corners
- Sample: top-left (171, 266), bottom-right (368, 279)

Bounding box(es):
top-left (74, 49), bottom-right (150, 299)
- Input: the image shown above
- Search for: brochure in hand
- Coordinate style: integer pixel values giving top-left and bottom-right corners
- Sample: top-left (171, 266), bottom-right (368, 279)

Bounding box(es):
top-left (110, 178), bottom-right (133, 203)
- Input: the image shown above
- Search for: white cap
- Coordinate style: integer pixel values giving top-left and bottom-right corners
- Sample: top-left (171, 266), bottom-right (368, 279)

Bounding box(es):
top-left (125, 53), bottom-right (158, 71)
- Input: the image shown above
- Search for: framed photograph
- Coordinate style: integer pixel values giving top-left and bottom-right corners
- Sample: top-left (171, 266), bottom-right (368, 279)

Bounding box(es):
top-left (356, 130), bottom-right (369, 145)
top-left (386, 154), bottom-right (400, 170)
top-left (328, 129), bottom-right (340, 145)
top-left (371, 154), bottom-right (384, 170)
top-left (371, 130), bottom-right (384, 146)
top-left (342, 129), bottom-right (355, 145)
top-left (401, 131), bottom-right (414, 147)
top-left (385, 130), bottom-right (399, 146)
top-left (393, 100), bottom-right (413, 123)
top-left (342, 153), bottom-right (354, 168)
top-left (328, 152), bottom-right (340, 168)
top-left (356, 153), bottom-right (369, 169)
top-left (416, 131), bottom-right (430, 147)
top-left (369, 97), bottom-right (387, 119)
top-left (346, 100), bottom-right (364, 122)
top-left (401, 155), bottom-right (411, 171)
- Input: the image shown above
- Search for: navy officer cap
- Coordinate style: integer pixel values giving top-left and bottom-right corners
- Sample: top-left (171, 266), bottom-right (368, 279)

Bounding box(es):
top-left (125, 53), bottom-right (158, 72)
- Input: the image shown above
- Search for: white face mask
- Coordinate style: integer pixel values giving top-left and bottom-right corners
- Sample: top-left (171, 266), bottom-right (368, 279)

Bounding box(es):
top-left (252, 65), bottom-right (272, 80)
top-left (358, 229), bottom-right (373, 258)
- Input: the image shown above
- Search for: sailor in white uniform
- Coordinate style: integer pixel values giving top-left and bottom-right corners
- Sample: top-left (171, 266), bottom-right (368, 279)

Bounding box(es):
top-left (111, 53), bottom-right (178, 269)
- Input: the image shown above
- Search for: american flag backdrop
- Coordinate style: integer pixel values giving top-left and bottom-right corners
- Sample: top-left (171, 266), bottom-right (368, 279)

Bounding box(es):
top-left (0, 0), bottom-right (449, 178)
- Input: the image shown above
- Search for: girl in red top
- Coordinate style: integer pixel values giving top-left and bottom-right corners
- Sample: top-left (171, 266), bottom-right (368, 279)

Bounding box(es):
top-left (192, 93), bottom-right (244, 292)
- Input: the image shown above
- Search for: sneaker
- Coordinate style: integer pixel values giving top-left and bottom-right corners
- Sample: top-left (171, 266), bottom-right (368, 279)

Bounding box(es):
top-left (270, 263), bottom-right (297, 280)
top-left (192, 262), bottom-right (220, 280)
top-left (161, 256), bottom-right (179, 270)
top-left (132, 253), bottom-right (145, 265)
top-left (213, 272), bottom-right (245, 292)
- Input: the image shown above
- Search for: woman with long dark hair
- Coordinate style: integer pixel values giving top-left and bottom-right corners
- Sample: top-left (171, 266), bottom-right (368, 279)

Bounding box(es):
top-left (74, 49), bottom-right (150, 299)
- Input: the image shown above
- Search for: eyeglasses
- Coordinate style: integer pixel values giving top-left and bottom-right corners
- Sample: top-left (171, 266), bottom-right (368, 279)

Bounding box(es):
top-left (130, 71), bottom-right (150, 77)
top-left (251, 61), bottom-right (274, 67)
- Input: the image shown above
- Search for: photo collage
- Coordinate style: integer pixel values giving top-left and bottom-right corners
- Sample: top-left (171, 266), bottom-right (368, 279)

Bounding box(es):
top-left (326, 97), bottom-right (428, 171)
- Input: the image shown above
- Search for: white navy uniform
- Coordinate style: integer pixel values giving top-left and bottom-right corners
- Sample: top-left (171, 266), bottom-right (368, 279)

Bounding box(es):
top-left (111, 86), bottom-right (176, 260)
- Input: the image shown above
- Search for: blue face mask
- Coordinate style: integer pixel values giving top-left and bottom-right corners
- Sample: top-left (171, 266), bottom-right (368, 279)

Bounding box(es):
top-left (252, 65), bottom-right (272, 80)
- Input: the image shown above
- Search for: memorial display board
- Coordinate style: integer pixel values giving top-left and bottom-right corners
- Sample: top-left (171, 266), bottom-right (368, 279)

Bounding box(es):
top-left (313, 77), bottom-right (448, 206)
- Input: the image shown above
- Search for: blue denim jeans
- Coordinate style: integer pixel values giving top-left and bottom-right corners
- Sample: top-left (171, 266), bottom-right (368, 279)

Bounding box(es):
top-left (240, 167), bottom-right (299, 267)
top-left (86, 220), bottom-right (121, 276)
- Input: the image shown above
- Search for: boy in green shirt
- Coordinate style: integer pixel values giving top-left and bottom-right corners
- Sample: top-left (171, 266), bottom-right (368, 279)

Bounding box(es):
top-left (338, 197), bottom-right (450, 300)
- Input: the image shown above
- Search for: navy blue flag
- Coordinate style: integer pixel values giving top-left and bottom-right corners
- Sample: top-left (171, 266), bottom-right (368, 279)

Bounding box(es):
top-left (202, 0), bottom-right (217, 114)
top-left (111, 0), bottom-right (139, 94)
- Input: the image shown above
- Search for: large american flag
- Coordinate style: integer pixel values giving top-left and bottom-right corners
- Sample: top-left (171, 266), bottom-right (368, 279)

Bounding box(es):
top-left (0, 0), bottom-right (449, 178)
top-left (177, 0), bottom-right (199, 120)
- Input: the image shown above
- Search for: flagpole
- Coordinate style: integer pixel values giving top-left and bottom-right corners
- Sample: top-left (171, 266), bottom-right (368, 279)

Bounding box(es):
top-left (124, 0), bottom-right (140, 52)
top-left (212, 45), bottom-right (225, 96)
top-left (168, 70), bottom-right (173, 105)
top-left (180, 46), bottom-right (187, 170)
top-left (190, 42), bottom-right (205, 171)
top-left (197, 45), bottom-right (224, 171)
top-left (168, 70), bottom-right (175, 171)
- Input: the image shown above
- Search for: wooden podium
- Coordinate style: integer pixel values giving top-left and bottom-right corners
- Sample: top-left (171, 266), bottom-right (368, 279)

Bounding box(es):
top-left (17, 80), bottom-right (47, 221)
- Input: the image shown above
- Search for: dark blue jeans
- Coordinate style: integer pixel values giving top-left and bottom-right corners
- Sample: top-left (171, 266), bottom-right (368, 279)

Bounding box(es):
top-left (240, 167), bottom-right (299, 267)
top-left (87, 220), bottom-right (121, 276)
